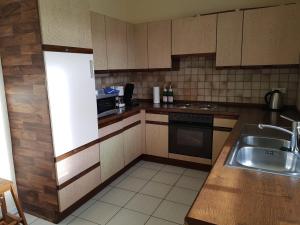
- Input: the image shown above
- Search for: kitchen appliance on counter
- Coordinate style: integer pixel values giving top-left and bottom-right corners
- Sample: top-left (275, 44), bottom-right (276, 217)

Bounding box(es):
top-left (169, 113), bottom-right (213, 159)
top-left (96, 88), bottom-right (118, 118)
top-left (265, 89), bottom-right (283, 110)
top-left (124, 83), bottom-right (138, 107)
top-left (115, 86), bottom-right (125, 108)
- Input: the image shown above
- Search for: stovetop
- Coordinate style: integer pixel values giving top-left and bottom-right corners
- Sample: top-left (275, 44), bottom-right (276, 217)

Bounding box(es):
top-left (174, 103), bottom-right (218, 111)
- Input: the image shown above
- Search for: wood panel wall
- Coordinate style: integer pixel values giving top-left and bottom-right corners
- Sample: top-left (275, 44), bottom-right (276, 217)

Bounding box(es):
top-left (0, 0), bottom-right (59, 222)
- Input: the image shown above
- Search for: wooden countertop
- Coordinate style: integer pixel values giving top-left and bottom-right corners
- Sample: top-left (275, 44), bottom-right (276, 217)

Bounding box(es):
top-left (99, 102), bottom-right (300, 225)
top-left (186, 107), bottom-right (300, 225)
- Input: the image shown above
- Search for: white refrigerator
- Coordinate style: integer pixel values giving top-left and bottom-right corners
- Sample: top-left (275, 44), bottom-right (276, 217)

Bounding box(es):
top-left (44, 51), bottom-right (98, 157)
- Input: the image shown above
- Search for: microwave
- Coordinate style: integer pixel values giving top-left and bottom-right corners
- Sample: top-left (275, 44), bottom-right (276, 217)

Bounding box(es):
top-left (97, 93), bottom-right (118, 118)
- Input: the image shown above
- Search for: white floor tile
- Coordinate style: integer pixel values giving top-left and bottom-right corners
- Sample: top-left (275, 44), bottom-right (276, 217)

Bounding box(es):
top-left (166, 187), bottom-right (198, 206)
top-left (161, 165), bottom-right (186, 175)
top-left (139, 181), bottom-right (172, 198)
top-left (116, 176), bottom-right (148, 192)
top-left (78, 201), bottom-right (120, 224)
top-left (101, 187), bottom-right (135, 206)
top-left (135, 160), bottom-right (146, 167)
top-left (68, 217), bottom-right (98, 225)
top-left (124, 165), bottom-right (140, 176)
top-left (176, 176), bottom-right (205, 191)
top-left (125, 193), bottom-right (162, 215)
top-left (183, 169), bottom-right (209, 179)
top-left (24, 213), bottom-right (38, 224)
top-left (92, 186), bottom-right (112, 201)
top-left (31, 215), bottom-right (75, 225)
top-left (153, 200), bottom-right (190, 224)
top-left (151, 171), bottom-right (181, 185)
top-left (110, 173), bottom-right (128, 187)
top-left (145, 217), bottom-right (179, 225)
top-left (71, 199), bottom-right (96, 216)
top-left (129, 167), bottom-right (157, 180)
top-left (106, 208), bottom-right (149, 225)
top-left (141, 161), bottom-right (165, 171)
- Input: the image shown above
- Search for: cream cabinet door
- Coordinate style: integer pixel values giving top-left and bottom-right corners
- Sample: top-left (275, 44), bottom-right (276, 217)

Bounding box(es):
top-left (38, 0), bottom-right (92, 48)
top-left (216, 11), bottom-right (243, 67)
top-left (148, 20), bottom-right (172, 69)
top-left (127, 23), bottom-right (148, 69)
top-left (106, 16), bottom-right (128, 70)
top-left (124, 124), bottom-right (142, 165)
top-left (146, 124), bottom-right (168, 157)
top-left (212, 131), bottom-right (230, 164)
top-left (100, 133), bottom-right (124, 182)
top-left (242, 4), bottom-right (300, 65)
top-left (172, 14), bottom-right (217, 55)
top-left (91, 12), bottom-right (108, 70)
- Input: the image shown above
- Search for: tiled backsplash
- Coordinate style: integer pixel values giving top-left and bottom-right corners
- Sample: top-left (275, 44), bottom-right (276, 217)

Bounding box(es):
top-left (95, 55), bottom-right (300, 105)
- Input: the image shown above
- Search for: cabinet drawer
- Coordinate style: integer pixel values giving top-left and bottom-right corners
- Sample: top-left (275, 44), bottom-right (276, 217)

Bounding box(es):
top-left (56, 144), bottom-right (100, 185)
top-left (146, 113), bottom-right (169, 123)
top-left (58, 166), bottom-right (101, 212)
top-left (214, 118), bottom-right (237, 128)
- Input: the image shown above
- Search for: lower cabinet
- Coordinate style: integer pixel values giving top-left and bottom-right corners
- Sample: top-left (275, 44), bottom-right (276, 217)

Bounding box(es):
top-left (124, 124), bottom-right (142, 165)
top-left (58, 166), bottom-right (101, 212)
top-left (146, 124), bottom-right (168, 157)
top-left (212, 130), bottom-right (230, 164)
top-left (100, 132), bottom-right (125, 182)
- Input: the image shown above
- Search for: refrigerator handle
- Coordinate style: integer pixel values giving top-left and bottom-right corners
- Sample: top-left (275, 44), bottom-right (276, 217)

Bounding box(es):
top-left (89, 60), bottom-right (94, 79)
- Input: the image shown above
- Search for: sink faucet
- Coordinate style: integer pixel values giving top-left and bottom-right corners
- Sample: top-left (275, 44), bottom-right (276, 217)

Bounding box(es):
top-left (258, 115), bottom-right (300, 154)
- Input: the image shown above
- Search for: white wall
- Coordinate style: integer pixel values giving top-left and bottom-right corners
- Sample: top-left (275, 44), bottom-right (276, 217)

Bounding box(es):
top-left (0, 57), bottom-right (16, 212)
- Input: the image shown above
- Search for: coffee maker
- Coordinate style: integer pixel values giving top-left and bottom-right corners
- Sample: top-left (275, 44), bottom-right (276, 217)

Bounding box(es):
top-left (124, 83), bottom-right (138, 107)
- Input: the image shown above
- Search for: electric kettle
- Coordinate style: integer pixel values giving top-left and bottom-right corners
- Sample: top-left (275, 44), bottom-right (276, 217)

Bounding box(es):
top-left (264, 90), bottom-right (283, 110)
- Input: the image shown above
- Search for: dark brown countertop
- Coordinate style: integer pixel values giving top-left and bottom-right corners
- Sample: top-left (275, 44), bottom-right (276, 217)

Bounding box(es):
top-left (185, 107), bottom-right (300, 225)
top-left (99, 101), bottom-right (300, 225)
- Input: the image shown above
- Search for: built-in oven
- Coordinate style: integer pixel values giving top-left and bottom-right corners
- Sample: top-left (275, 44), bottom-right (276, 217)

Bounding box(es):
top-left (169, 113), bottom-right (213, 159)
top-left (97, 93), bottom-right (118, 118)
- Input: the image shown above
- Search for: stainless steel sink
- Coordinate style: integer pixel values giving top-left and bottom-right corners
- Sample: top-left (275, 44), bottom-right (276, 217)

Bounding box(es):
top-left (242, 136), bottom-right (291, 150)
top-left (226, 135), bottom-right (300, 177)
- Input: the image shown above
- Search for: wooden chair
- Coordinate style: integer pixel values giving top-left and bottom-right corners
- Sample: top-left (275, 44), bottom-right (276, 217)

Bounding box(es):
top-left (0, 178), bottom-right (27, 225)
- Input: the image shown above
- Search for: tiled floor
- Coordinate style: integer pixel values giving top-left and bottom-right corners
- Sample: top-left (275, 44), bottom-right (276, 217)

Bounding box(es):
top-left (25, 161), bottom-right (208, 225)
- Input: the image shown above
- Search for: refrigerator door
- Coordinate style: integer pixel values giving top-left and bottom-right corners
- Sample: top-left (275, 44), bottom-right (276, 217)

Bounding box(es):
top-left (44, 51), bottom-right (98, 157)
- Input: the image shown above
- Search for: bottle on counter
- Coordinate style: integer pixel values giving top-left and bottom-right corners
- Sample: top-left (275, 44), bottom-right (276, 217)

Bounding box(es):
top-left (163, 86), bottom-right (168, 104)
top-left (168, 85), bottom-right (174, 104)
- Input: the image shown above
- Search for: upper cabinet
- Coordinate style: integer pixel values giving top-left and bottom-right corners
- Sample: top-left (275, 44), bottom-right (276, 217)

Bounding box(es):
top-left (105, 17), bottom-right (128, 70)
top-left (148, 20), bottom-right (172, 68)
top-left (172, 14), bottom-right (217, 55)
top-left (127, 23), bottom-right (148, 69)
top-left (216, 11), bottom-right (243, 67)
top-left (242, 4), bottom-right (300, 66)
top-left (90, 12), bottom-right (108, 70)
top-left (38, 0), bottom-right (92, 48)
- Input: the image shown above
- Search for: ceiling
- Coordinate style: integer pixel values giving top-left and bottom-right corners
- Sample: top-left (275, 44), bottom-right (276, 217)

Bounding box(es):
top-left (89, 0), bottom-right (297, 23)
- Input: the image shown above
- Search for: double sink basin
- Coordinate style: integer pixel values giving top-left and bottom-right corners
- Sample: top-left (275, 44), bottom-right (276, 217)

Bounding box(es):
top-left (226, 135), bottom-right (300, 177)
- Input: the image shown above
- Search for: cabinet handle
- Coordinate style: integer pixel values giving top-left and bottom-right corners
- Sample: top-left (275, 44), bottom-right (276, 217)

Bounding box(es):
top-left (89, 60), bottom-right (94, 78)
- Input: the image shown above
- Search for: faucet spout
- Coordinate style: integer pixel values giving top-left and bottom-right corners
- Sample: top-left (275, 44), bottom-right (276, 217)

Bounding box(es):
top-left (258, 124), bottom-right (293, 135)
top-left (258, 116), bottom-right (300, 154)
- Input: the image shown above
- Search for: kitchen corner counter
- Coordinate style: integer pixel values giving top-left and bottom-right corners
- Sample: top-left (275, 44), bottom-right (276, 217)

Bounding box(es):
top-left (99, 102), bottom-right (300, 225)
top-left (185, 107), bottom-right (300, 225)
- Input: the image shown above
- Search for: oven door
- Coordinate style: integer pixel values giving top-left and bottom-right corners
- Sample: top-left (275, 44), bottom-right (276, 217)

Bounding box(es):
top-left (169, 122), bottom-right (213, 159)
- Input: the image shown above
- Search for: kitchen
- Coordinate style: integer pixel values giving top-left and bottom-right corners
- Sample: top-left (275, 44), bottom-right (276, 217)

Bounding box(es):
top-left (0, 0), bottom-right (300, 225)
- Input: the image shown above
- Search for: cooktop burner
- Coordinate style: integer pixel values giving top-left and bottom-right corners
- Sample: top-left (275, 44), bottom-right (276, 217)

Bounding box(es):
top-left (176, 103), bottom-right (217, 110)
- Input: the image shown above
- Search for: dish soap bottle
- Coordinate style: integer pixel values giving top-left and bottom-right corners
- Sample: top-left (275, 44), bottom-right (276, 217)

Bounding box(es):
top-left (163, 86), bottom-right (168, 104)
top-left (168, 85), bottom-right (174, 104)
